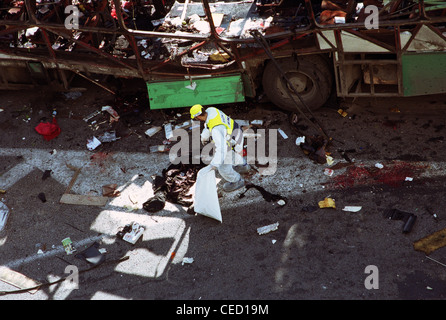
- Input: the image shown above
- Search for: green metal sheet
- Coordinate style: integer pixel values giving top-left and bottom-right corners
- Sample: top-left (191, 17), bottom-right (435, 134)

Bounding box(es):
top-left (147, 74), bottom-right (245, 109)
top-left (402, 52), bottom-right (446, 96)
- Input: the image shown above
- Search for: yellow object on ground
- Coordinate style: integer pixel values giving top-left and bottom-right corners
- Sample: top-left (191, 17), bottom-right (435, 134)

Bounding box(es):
top-left (318, 197), bottom-right (336, 209)
top-left (413, 228), bottom-right (446, 255)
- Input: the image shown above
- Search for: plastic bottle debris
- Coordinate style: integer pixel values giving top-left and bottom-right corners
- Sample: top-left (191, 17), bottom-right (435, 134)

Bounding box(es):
top-left (257, 222), bottom-right (279, 235)
top-left (324, 168), bottom-right (334, 176)
top-left (405, 177), bottom-right (413, 181)
top-left (375, 163), bottom-right (384, 169)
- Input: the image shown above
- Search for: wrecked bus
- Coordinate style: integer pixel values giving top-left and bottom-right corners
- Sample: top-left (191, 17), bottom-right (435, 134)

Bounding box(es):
top-left (0, 0), bottom-right (446, 112)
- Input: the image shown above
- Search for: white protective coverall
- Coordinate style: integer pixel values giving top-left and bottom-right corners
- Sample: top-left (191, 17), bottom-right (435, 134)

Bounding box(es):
top-left (203, 107), bottom-right (244, 183)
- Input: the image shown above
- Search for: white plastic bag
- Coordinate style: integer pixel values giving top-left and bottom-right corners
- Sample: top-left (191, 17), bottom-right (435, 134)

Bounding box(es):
top-left (194, 165), bottom-right (222, 222)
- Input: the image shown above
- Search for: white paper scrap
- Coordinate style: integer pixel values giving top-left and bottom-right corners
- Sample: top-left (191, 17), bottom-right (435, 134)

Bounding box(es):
top-left (257, 222), bottom-right (279, 235)
top-left (278, 128), bottom-right (288, 139)
top-left (87, 136), bottom-right (101, 150)
top-left (182, 257), bottom-right (194, 265)
top-left (342, 206), bottom-right (362, 212)
top-left (295, 136), bottom-right (305, 145)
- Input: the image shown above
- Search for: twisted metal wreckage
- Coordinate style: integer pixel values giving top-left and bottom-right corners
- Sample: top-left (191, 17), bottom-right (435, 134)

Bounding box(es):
top-left (0, 0), bottom-right (446, 112)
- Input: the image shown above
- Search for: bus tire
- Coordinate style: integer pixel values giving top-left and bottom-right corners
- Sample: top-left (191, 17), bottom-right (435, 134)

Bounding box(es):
top-left (262, 55), bottom-right (333, 112)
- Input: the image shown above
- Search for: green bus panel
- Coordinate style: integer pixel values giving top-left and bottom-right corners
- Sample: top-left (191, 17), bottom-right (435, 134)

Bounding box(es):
top-left (402, 52), bottom-right (446, 96)
top-left (147, 74), bottom-right (245, 109)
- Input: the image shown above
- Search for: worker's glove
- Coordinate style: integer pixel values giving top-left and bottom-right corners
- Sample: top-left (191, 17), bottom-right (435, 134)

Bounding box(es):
top-left (233, 143), bottom-right (243, 153)
top-left (201, 128), bottom-right (211, 145)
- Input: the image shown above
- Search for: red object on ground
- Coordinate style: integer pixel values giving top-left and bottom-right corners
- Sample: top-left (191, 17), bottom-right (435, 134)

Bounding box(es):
top-left (35, 117), bottom-right (61, 141)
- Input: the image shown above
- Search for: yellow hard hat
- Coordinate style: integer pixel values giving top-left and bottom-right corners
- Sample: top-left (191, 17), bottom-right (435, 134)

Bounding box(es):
top-left (190, 104), bottom-right (203, 119)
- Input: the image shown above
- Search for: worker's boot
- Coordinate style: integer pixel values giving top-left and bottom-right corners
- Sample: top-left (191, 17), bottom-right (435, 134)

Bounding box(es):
top-left (234, 163), bottom-right (251, 174)
top-left (223, 178), bottom-right (245, 192)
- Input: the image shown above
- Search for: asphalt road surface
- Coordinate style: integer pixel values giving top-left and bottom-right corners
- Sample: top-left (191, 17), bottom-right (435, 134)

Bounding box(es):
top-left (1, 80), bottom-right (446, 305)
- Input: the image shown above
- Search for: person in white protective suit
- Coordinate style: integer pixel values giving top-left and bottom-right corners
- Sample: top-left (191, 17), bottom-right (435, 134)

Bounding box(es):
top-left (190, 104), bottom-right (250, 192)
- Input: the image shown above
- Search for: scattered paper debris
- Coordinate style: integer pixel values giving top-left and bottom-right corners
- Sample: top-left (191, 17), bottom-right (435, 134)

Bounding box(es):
top-left (174, 121), bottom-right (191, 130)
top-left (145, 126), bottom-right (162, 137)
top-left (295, 136), bottom-right (305, 146)
top-left (342, 206), bottom-right (362, 212)
top-left (182, 257), bottom-right (194, 265)
top-left (185, 82), bottom-right (197, 90)
top-left (257, 222), bottom-right (279, 235)
top-left (251, 120), bottom-right (263, 125)
top-left (87, 136), bottom-right (101, 150)
top-left (102, 105), bottom-right (120, 122)
top-left (277, 128), bottom-right (288, 139)
top-left (164, 123), bottom-right (173, 139)
top-left (117, 222), bottom-right (145, 245)
top-left (236, 119), bottom-right (249, 126)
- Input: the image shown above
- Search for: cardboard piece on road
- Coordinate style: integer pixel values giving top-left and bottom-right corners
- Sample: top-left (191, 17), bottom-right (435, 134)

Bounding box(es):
top-left (60, 194), bottom-right (108, 206)
top-left (65, 163), bottom-right (82, 194)
top-left (413, 227), bottom-right (446, 255)
top-left (0, 266), bottom-right (41, 294)
top-left (60, 163), bottom-right (108, 206)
